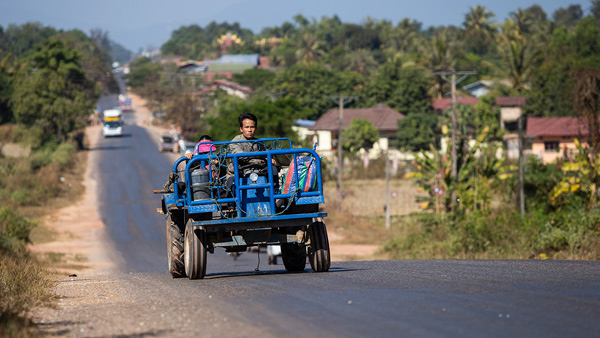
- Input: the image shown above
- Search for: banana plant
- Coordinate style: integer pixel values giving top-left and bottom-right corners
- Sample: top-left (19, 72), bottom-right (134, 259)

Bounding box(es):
top-left (550, 139), bottom-right (598, 206)
top-left (408, 126), bottom-right (508, 213)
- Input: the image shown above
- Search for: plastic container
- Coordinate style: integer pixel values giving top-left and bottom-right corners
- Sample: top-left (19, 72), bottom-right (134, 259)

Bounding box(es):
top-left (191, 168), bottom-right (210, 200)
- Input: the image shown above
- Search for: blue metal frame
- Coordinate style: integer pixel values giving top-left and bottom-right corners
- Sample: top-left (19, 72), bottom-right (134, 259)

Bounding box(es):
top-left (163, 138), bottom-right (327, 229)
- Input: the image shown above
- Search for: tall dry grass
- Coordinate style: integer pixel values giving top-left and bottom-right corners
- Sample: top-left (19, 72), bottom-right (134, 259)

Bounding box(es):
top-left (0, 251), bottom-right (54, 338)
top-left (0, 124), bottom-right (87, 336)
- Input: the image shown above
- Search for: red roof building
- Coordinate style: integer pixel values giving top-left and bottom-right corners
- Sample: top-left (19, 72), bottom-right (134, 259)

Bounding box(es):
top-left (431, 97), bottom-right (479, 113)
top-left (526, 117), bottom-right (591, 138)
top-left (526, 117), bottom-right (594, 163)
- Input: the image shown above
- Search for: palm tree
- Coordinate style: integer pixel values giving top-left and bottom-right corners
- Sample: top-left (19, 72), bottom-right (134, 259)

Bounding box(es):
top-left (419, 28), bottom-right (462, 97)
top-left (295, 33), bottom-right (324, 65)
top-left (463, 5), bottom-right (495, 33)
top-left (510, 9), bottom-right (534, 35)
top-left (463, 5), bottom-right (496, 55)
top-left (496, 20), bottom-right (538, 92)
top-left (344, 49), bottom-right (377, 76)
top-left (390, 18), bottom-right (421, 54)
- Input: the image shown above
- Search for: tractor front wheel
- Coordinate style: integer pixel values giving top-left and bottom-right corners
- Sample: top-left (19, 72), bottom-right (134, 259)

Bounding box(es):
top-left (166, 215), bottom-right (185, 278)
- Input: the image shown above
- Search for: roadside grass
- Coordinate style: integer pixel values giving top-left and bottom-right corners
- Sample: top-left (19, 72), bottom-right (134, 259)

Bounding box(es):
top-left (1, 123), bottom-right (89, 337)
top-left (0, 251), bottom-right (55, 338)
top-left (379, 208), bottom-right (600, 260)
top-left (323, 177), bottom-right (600, 261)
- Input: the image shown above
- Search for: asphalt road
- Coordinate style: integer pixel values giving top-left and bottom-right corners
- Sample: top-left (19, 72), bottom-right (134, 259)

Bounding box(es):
top-left (88, 96), bottom-right (600, 338)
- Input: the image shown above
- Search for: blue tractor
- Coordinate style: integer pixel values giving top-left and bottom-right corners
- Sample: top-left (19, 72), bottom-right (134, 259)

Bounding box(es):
top-left (156, 138), bottom-right (330, 279)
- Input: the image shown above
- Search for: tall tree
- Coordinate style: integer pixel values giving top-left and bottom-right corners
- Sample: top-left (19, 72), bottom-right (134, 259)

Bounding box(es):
top-left (592, 0), bottom-right (600, 24)
top-left (463, 5), bottom-right (496, 55)
top-left (419, 27), bottom-right (462, 97)
top-left (553, 4), bottom-right (583, 28)
top-left (362, 63), bottom-right (431, 115)
top-left (11, 38), bottom-right (97, 144)
top-left (266, 63), bottom-right (362, 119)
top-left (208, 96), bottom-right (310, 142)
top-left (496, 19), bottom-right (538, 92)
top-left (384, 18), bottom-right (421, 55)
top-left (343, 49), bottom-right (376, 76)
top-left (295, 33), bottom-right (324, 64)
top-left (527, 17), bottom-right (600, 116)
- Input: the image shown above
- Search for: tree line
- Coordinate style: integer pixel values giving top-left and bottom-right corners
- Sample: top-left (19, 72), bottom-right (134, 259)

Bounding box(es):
top-left (127, 2), bottom-right (600, 260)
top-left (0, 23), bottom-right (122, 147)
top-left (128, 2), bottom-right (600, 152)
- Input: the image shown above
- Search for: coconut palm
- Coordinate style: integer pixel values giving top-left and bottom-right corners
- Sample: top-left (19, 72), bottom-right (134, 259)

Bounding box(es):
top-left (463, 5), bottom-right (496, 55)
top-left (343, 49), bottom-right (377, 76)
top-left (510, 8), bottom-right (534, 35)
top-left (463, 5), bottom-right (496, 33)
top-left (496, 19), bottom-right (538, 92)
top-left (295, 33), bottom-right (325, 65)
top-left (419, 28), bottom-right (462, 97)
top-left (389, 18), bottom-right (421, 54)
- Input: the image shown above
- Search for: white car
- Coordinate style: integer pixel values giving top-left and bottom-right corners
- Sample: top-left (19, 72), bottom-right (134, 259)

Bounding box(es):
top-left (103, 121), bottom-right (123, 137)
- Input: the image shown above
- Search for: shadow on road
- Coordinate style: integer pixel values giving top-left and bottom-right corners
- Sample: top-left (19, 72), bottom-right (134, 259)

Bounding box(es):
top-left (202, 265), bottom-right (361, 280)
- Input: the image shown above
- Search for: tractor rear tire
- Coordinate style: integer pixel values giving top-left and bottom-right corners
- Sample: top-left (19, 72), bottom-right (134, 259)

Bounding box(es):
top-left (308, 220), bottom-right (330, 272)
top-left (281, 243), bottom-right (306, 272)
top-left (184, 222), bottom-right (207, 279)
top-left (166, 215), bottom-right (185, 278)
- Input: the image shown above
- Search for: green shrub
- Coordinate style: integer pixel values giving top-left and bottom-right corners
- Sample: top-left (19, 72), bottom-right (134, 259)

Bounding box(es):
top-left (51, 142), bottom-right (76, 170)
top-left (28, 147), bottom-right (53, 171)
top-left (9, 189), bottom-right (37, 206)
top-left (0, 207), bottom-right (37, 255)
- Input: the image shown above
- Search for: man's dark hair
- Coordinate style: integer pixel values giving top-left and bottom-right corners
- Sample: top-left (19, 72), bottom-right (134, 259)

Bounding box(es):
top-left (238, 112), bottom-right (257, 127)
top-left (198, 134), bottom-right (212, 141)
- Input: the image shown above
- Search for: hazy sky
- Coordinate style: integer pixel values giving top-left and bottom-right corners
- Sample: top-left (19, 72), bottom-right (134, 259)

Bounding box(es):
top-left (0, 0), bottom-right (588, 52)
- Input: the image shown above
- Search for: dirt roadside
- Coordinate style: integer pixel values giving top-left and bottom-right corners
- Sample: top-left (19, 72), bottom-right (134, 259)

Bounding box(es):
top-left (29, 93), bottom-right (378, 277)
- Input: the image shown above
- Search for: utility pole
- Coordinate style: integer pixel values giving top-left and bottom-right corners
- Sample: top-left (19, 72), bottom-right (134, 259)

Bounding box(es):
top-left (328, 95), bottom-right (357, 209)
top-left (385, 148), bottom-right (391, 230)
top-left (518, 114), bottom-right (525, 215)
top-left (433, 70), bottom-right (477, 209)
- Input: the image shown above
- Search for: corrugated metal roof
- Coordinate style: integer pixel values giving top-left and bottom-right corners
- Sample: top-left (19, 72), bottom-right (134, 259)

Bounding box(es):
top-left (204, 54), bottom-right (259, 66)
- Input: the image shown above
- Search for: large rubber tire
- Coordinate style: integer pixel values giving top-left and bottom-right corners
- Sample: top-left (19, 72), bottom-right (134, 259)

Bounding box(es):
top-left (184, 223), bottom-right (207, 279)
top-left (308, 220), bottom-right (330, 272)
top-left (166, 215), bottom-right (185, 278)
top-left (281, 243), bottom-right (306, 272)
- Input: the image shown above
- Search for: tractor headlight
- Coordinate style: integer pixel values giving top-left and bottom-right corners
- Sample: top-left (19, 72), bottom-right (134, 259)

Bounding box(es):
top-left (249, 172), bottom-right (259, 183)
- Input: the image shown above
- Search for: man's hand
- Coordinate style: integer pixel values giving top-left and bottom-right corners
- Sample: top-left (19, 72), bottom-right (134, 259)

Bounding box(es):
top-left (185, 153), bottom-right (193, 160)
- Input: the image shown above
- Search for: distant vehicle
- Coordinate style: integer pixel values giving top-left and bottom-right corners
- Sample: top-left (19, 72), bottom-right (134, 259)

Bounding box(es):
top-left (102, 109), bottom-right (123, 137)
top-left (103, 121), bottom-right (122, 137)
top-left (159, 135), bottom-right (175, 152)
top-left (118, 94), bottom-right (133, 112)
